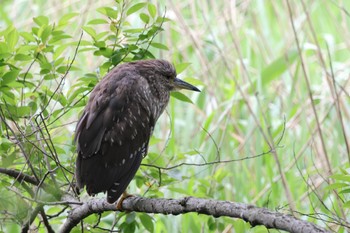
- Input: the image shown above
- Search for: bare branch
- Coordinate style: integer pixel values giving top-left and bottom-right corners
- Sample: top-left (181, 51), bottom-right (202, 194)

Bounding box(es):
top-left (141, 149), bottom-right (274, 170)
top-left (39, 208), bottom-right (55, 233)
top-left (21, 205), bottom-right (41, 233)
top-left (60, 196), bottom-right (329, 233)
top-left (0, 168), bottom-right (39, 186)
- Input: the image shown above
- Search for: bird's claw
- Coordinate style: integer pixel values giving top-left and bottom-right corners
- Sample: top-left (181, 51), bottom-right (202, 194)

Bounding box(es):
top-left (116, 192), bottom-right (134, 211)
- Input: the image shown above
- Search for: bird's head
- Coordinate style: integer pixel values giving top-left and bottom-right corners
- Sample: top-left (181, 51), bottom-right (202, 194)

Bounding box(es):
top-left (133, 59), bottom-right (200, 93)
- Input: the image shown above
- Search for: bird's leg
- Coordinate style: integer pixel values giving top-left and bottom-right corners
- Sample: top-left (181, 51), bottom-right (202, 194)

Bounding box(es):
top-left (116, 191), bottom-right (134, 210)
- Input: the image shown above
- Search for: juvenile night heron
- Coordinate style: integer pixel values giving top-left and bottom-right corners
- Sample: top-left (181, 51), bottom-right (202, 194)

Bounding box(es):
top-left (75, 59), bottom-right (200, 204)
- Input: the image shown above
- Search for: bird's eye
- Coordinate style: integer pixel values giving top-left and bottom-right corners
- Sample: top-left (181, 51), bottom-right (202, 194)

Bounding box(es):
top-left (165, 75), bottom-right (172, 80)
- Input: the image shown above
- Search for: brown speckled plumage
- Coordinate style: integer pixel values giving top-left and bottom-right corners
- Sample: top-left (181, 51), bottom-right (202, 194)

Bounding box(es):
top-left (75, 59), bottom-right (200, 203)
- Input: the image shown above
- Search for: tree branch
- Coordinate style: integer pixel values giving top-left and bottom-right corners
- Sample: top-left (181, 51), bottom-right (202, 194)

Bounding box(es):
top-left (0, 167), bottom-right (39, 186)
top-left (60, 196), bottom-right (329, 233)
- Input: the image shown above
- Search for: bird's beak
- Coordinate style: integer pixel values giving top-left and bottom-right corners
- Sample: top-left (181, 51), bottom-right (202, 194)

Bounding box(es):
top-left (173, 78), bottom-right (201, 92)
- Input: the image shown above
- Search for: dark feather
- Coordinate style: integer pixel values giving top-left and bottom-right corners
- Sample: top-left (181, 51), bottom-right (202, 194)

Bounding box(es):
top-left (75, 63), bottom-right (159, 203)
top-left (74, 60), bottom-right (193, 204)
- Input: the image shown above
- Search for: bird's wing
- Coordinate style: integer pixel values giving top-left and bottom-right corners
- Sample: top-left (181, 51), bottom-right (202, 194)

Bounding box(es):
top-left (75, 67), bottom-right (138, 153)
top-left (75, 74), bottom-right (155, 203)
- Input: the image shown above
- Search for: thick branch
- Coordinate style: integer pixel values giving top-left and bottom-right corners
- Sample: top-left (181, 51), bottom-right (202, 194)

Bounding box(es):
top-left (60, 196), bottom-right (329, 233)
top-left (0, 167), bottom-right (39, 185)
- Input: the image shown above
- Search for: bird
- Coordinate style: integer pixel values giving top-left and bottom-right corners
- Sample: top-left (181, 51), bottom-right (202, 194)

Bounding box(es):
top-left (74, 59), bottom-right (200, 205)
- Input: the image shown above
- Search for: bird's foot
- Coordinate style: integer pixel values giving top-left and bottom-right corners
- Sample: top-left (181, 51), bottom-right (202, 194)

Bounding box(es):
top-left (116, 192), bottom-right (134, 211)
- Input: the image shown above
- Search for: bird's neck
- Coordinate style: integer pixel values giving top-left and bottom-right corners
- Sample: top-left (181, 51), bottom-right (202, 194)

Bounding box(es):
top-left (151, 91), bottom-right (169, 121)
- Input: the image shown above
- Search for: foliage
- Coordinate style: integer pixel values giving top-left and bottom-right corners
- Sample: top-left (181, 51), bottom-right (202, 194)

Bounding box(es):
top-left (0, 1), bottom-right (173, 231)
top-left (0, 0), bottom-right (349, 232)
top-left (329, 169), bottom-right (350, 209)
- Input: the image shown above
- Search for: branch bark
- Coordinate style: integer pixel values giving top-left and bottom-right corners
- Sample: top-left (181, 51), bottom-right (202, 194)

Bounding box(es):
top-left (60, 196), bottom-right (329, 233)
top-left (0, 167), bottom-right (39, 185)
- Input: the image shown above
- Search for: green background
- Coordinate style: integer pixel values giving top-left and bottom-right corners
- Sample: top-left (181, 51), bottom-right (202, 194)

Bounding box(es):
top-left (0, 0), bottom-right (349, 232)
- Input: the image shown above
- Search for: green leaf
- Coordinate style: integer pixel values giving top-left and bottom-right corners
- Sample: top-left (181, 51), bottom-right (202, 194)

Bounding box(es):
top-left (207, 217), bottom-right (216, 231)
top-left (95, 31), bottom-right (109, 41)
top-left (6, 81), bottom-right (25, 88)
top-left (1, 152), bottom-right (16, 167)
top-left (183, 77), bottom-right (204, 87)
top-left (175, 62), bottom-right (191, 74)
top-left (331, 174), bottom-right (350, 183)
top-left (50, 34), bottom-right (71, 44)
top-left (33, 16), bottom-right (49, 26)
top-left (0, 88), bottom-right (16, 105)
top-left (171, 92), bottom-right (193, 104)
top-left (20, 32), bottom-right (36, 42)
top-left (58, 12), bottom-right (79, 26)
top-left (40, 25), bottom-right (53, 43)
top-left (156, 16), bottom-right (171, 23)
top-left (339, 188), bottom-right (350, 194)
top-left (96, 7), bottom-right (118, 19)
top-left (0, 42), bottom-right (11, 59)
top-left (1, 70), bottom-right (19, 85)
top-left (14, 54), bottom-right (32, 61)
top-left (82, 26), bottom-right (97, 39)
top-left (127, 3), bottom-right (147, 16)
top-left (88, 19), bottom-right (109, 25)
top-left (67, 86), bottom-right (91, 104)
top-left (343, 201), bottom-right (350, 208)
top-left (261, 49), bottom-right (298, 86)
top-left (16, 106), bottom-right (31, 117)
top-left (147, 25), bottom-right (162, 37)
top-left (5, 105), bottom-right (31, 118)
top-left (150, 42), bottom-right (168, 50)
top-left (139, 213), bottom-right (154, 233)
top-left (54, 57), bottom-right (65, 67)
top-left (140, 13), bottom-right (150, 24)
top-left (94, 41), bottom-right (106, 48)
top-left (148, 3), bottom-right (157, 18)
top-left (5, 27), bottom-right (19, 50)
top-left (56, 66), bottom-right (68, 74)
top-left (327, 183), bottom-right (348, 190)
top-left (53, 44), bottom-right (68, 60)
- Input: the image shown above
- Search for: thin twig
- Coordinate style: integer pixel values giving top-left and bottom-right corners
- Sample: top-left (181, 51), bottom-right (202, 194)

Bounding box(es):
top-left (0, 107), bottom-right (40, 182)
top-left (142, 148), bottom-right (274, 170)
top-left (325, 42), bottom-right (350, 161)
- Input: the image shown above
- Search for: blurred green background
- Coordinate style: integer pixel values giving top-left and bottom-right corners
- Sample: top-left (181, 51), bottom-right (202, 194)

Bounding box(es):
top-left (0, 0), bottom-right (349, 232)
